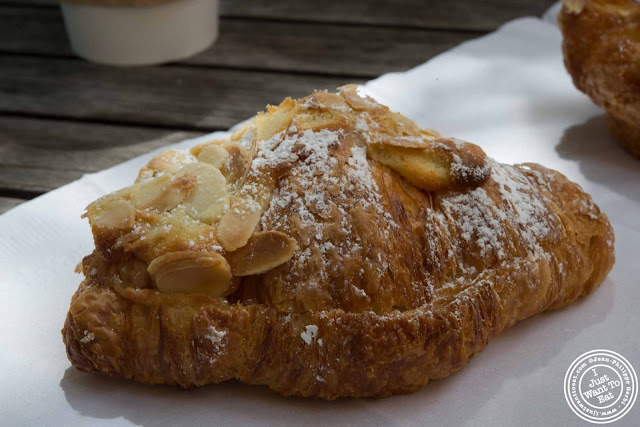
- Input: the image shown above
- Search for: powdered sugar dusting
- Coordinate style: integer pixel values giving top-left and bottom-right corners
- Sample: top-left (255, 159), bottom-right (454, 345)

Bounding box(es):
top-left (171, 150), bottom-right (198, 168)
top-left (491, 162), bottom-right (552, 252)
top-left (450, 151), bottom-right (491, 183)
top-left (205, 326), bottom-right (227, 350)
top-left (236, 125), bottom-right (256, 150)
top-left (576, 198), bottom-right (599, 220)
top-left (440, 161), bottom-right (554, 263)
top-left (79, 330), bottom-right (95, 343)
top-left (301, 325), bottom-right (318, 345)
top-left (441, 187), bottom-right (506, 258)
top-left (259, 125), bottom-right (398, 286)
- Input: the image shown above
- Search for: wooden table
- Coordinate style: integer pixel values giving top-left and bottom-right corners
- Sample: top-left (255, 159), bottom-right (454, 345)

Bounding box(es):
top-left (0, 0), bottom-right (554, 214)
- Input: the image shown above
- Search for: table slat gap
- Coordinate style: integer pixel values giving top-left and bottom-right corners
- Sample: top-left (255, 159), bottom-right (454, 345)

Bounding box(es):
top-left (0, 0), bottom-right (556, 32)
top-left (0, 6), bottom-right (480, 77)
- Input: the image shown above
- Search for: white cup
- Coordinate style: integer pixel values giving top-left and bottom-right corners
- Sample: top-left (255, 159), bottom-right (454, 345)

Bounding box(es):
top-left (60, 0), bottom-right (219, 66)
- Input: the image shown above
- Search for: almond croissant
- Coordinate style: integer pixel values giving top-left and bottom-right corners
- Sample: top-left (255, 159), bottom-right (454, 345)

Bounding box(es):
top-left (62, 85), bottom-right (615, 399)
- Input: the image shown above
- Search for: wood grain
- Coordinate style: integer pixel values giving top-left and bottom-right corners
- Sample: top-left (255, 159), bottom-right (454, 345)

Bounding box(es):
top-left (0, 7), bottom-right (476, 77)
top-left (0, 116), bottom-right (202, 193)
top-left (219, 0), bottom-right (555, 31)
top-left (0, 0), bottom-right (556, 31)
top-left (0, 56), bottom-right (354, 130)
top-left (0, 0), bottom-right (555, 201)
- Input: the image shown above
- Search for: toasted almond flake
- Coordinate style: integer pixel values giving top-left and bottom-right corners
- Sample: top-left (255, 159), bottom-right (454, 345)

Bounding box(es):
top-left (220, 143), bottom-right (251, 184)
top-left (176, 163), bottom-right (229, 224)
top-left (130, 174), bottom-right (191, 211)
top-left (90, 198), bottom-right (135, 230)
top-left (339, 84), bottom-right (382, 111)
top-left (368, 143), bottom-right (452, 191)
top-left (383, 136), bottom-right (430, 149)
top-left (217, 165), bottom-right (280, 251)
top-left (217, 205), bottom-right (261, 252)
top-left (136, 149), bottom-right (197, 183)
top-left (368, 137), bottom-right (490, 192)
top-left (197, 143), bottom-right (229, 169)
top-left (254, 97), bottom-right (297, 142)
top-left (228, 231), bottom-right (298, 276)
top-left (147, 251), bottom-right (232, 296)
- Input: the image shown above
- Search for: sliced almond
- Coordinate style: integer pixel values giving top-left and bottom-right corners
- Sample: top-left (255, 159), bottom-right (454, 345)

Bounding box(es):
top-left (189, 138), bottom-right (226, 157)
top-left (130, 174), bottom-right (191, 212)
top-left (421, 128), bottom-right (441, 139)
top-left (300, 91), bottom-right (351, 111)
top-left (293, 89), bottom-right (351, 131)
top-left (196, 143), bottom-right (229, 169)
top-left (229, 121), bottom-right (254, 146)
top-left (339, 84), bottom-right (382, 112)
top-left (225, 126), bottom-right (258, 192)
top-left (383, 136), bottom-right (430, 149)
top-left (217, 201), bottom-right (261, 252)
top-left (293, 109), bottom-right (345, 131)
top-left (136, 149), bottom-right (197, 183)
top-left (368, 143), bottom-right (451, 191)
top-left (254, 97), bottom-right (297, 142)
top-left (390, 111), bottom-right (424, 137)
top-left (368, 138), bottom-right (490, 191)
top-left (148, 251), bottom-right (232, 296)
top-left (228, 231), bottom-right (298, 276)
top-left (220, 142), bottom-right (250, 184)
top-left (90, 198), bottom-right (135, 230)
top-left (176, 163), bottom-right (229, 224)
top-left (217, 167), bottom-right (280, 251)
top-left (217, 110), bottom-right (300, 251)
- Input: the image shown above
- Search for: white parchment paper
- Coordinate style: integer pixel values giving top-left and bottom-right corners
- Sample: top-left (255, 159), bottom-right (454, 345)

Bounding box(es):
top-left (1, 15), bottom-right (638, 427)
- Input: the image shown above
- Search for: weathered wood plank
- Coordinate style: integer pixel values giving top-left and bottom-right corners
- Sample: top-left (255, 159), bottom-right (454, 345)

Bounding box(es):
top-left (0, 196), bottom-right (25, 214)
top-left (0, 7), bottom-right (476, 77)
top-left (0, 165), bottom-right (83, 194)
top-left (1, 0), bottom-right (556, 31)
top-left (219, 0), bottom-right (556, 30)
top-left (202, 20), bottom-right (472, 76)
top-left (0, 116), bottom-right (202, 193)
top-left (0, 6), bottom-right (72, 55)
top-left (0, 56), bottom-right (354, 130)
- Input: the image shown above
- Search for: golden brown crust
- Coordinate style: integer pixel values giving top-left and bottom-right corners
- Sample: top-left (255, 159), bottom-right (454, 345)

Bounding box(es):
top-left (62, 87), bottom-right (615, 399)
top-left (559, 0), bottom-right (640, 158)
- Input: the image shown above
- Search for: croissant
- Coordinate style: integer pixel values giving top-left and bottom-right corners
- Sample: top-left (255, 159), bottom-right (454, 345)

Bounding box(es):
top-left (559, 0), bottom-right (640, 158)
top-left (62, 85), bottom-right (615, 399)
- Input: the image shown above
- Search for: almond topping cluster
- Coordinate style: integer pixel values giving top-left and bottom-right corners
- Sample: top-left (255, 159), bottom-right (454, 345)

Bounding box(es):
top-left (84, 85), bottom-right (490, 297)
top-left (85, 122), bottom-right (297, 297)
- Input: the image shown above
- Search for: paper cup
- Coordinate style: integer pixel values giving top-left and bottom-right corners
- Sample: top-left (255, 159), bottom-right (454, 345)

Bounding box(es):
top-left (60, 0), bottom-right (219, 66)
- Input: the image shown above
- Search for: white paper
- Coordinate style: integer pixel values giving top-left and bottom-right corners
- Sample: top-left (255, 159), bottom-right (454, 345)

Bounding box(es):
top-left (1, 14), bottom-right (639, 427)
